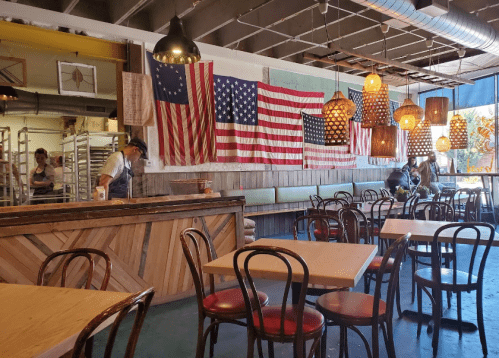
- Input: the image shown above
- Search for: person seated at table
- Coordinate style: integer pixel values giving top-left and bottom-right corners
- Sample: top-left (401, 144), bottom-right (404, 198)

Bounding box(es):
top-left (418, 151), bottom-right (443, 194)
top-left (30, 148), bottom-right (55, 204)
top-left (402, 156), bottom-right (420, 186)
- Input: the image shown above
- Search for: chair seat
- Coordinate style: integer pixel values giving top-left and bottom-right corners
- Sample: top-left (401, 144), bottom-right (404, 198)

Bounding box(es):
top-left (253, 305), bottom-right (324, 336)
top-left (316, 291), bottom-right (386, 326)
top-left (360, 227), bottom-right (380, 236)
top-left (204, 288), bottom-right (269, 315)
top-left (314, 228), bottom-right (340, 240)
top-left (407, 245), bottom-right (453, 257)
top-left (367, 256), bottom-right (394, 271)
top-left (414, 268), bottom-right (478, 290)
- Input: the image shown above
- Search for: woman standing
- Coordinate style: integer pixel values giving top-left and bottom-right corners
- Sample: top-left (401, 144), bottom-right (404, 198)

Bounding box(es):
top-left (30, 148), bottom-right (55, 204)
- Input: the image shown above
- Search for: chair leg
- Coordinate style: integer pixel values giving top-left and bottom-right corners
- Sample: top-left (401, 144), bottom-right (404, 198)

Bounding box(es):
top-left (411, 256), bottom-right (416, 303)
top-left (396, 273), bottom-right (402, 318)
top-left (372, 321), bottom-right (379, 358)
top-left (457, 291), bottom-right (462, 337)
top-left (364, 273), bottom-right (371, 294)
top-left (320, 322), bottom-right (327, 358)
top-left (247, 329), bottom-right (256, 358)
top-left (477, 285), bottom-right (488, 356)
top-left (196, 317), bottom-right (205, 358)
top-left (417, 285), bottom-right (423, 338)
top-left (339, 325), bottom-right (345, 358)
top-left (268, 341), bottom-right (275, 358)
top-left (84, 336), bottom-right (93, 358)
top-left (209, 318), bottom-right (216, 358)
top-left (432, 289), bottom-right (442, 357)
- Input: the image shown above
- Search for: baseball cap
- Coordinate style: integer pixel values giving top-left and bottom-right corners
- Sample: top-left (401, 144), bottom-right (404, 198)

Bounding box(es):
top-left (128, 137), bottom-right (148, 159)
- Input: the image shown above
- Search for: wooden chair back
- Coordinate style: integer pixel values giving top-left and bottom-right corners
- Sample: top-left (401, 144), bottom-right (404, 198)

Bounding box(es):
top-left (337, 207), bottom-right (370, 244)
top-left (309, 194), bottom-right (322, 209)
top-left (379, 188), bottom-right (391, 198)
top-left (317, 197), bottom-right (349, 213)
top-left (431, 222), bottom-right (495, 288)
top-left (37, 248), bottom-right (112, 290)
top-left (361, 189), bottom-right (379, 202)
top-left (293, 214), bottom-right (345, 242)
top-left (412, 201), bottom-right (454, 221)
top-left (179, 228), bottom-right (217, 309)
top-left (435, 188), bottom-right (456, 206)
top-left (71, 287), bottom-right (155, 358)
top-left (401, 194), bottom-right (419, 219)
top-left (233, 246), bottom-right (312, 346)
top-left (334, 191), bottom-right (354, 203)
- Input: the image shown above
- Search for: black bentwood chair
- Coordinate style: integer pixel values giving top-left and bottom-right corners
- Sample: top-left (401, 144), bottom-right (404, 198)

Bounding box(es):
top-left (316, 234), bottom-right (410, 358)
top-left (414, 222), bottom-right (495, 357)
top-left (180, 228), bottom-right (269, 358)
top-left (234, 245), bottom-right (325, 358)
top-left (334, 191), bottom-right (354, 204)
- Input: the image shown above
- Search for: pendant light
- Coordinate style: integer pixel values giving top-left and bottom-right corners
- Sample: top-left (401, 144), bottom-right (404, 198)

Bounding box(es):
top-left (407, 118), bottom-right (433, 157)
top-left (436, 135), bottom-right (451, 153)
top-left (393, 77), bottom-right (423, 131)
top-left (371, 125), bottom-right (397, 158)
top-left (0, 86), bottom-right (19, 101)
top-left (425, 96), bottom-right (449, 126)
top-left (449, 114), bottom-right (468, 149)
top-left (364, 72), bottom-right (382, 93)
top-left (322, 5), bottom-right (356, 146)
top-left (153, 15), bottom-right (201, 64)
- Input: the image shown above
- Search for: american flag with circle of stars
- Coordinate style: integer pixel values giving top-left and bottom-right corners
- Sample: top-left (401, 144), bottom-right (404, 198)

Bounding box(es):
top-left (302, 112), bottom-right (356, 169)
top-left (147, 52), bottom-right (216, 166)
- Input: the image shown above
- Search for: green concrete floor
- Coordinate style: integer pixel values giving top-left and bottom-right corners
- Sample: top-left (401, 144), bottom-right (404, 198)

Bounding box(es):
top-left (93, 233), bottom-right (499, 358)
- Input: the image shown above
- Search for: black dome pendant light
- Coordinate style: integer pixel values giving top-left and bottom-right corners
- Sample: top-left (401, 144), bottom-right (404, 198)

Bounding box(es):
top-left (0, 86), bottom-right (19, 101)
top-left (153, 15), bottom-right (201, 64)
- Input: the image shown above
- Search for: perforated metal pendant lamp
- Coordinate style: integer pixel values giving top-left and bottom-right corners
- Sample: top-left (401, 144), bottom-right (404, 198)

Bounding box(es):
top-left (323, 91), bottom-right (356, 146)
top-left (449, 114), bottom-right (468, 149)
top-left (436, 135), bottom-right (451, 153)
top-left (371, 125), bottom-right (397, 158)
top-left (153, 16), bottom-right (201, 64)
top-left (407, 118), bottom-right (433, 157)
top-left (425, 97), bottom-right (449, 126)
top-left (0, 86), bottom-right (18, 101)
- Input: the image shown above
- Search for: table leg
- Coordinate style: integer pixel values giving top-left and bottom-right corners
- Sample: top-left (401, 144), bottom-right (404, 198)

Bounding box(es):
top-left (292, 282), bottom-right (301, 304)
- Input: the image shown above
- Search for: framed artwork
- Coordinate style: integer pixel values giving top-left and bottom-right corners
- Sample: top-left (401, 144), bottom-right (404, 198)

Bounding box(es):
top-left (57, 61), bottom-right (97, 97)
top-left (0, 56), bottom-right (27, 87)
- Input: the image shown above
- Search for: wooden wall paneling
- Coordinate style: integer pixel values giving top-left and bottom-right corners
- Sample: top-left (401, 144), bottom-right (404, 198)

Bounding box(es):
top-left (36, 232), bottom-right (66, 253)
top-left (0, 239), bottom-right (41, 283)
top-left (103, 249), bottom-right (148, 292)
top-left (166, 218), bottom-right (190, 295)
top-left (143, 220), bottom-right (174, 294)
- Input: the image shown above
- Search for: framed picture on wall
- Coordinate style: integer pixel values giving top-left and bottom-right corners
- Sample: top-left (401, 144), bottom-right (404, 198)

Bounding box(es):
top-left (57, 61), bottom-right (97, 97)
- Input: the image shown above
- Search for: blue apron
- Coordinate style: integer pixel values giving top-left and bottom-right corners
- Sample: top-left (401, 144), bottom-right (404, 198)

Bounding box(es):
top-left (108, 152), bottom-right (134, 199)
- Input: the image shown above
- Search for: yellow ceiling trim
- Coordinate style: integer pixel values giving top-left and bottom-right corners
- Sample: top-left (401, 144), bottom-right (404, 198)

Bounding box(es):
top-left (0, 21), bottom-right (127, 62)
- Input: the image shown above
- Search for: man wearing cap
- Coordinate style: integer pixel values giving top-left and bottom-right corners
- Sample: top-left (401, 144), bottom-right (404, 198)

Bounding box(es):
top-left (97, 137), bottom-right (148, 200)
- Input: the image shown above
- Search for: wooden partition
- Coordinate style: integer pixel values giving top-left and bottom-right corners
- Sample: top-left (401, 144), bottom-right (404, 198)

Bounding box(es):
top-left (0, 195), bottom-right (245, 305)
top-left (137, 168), bottom-right (393, 237)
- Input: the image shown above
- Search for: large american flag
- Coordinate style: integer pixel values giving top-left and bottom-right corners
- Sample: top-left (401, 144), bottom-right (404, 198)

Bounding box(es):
top-left (302, 112), bottom-right (356, 169)
top-left (215, 76), bottom-right (324, 165)
top-left (349, 88), bottom-right (371, 156)
top-left (147, 52), bottom-right (216, 166)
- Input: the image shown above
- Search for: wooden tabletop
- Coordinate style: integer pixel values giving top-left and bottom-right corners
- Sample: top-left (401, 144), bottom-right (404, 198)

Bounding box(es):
top-left (203, 238), bottom-right (377, 288)
top-left (380, 218), bottom-right (499, 246)
top-left (0, 284), bottom-right (133, 358)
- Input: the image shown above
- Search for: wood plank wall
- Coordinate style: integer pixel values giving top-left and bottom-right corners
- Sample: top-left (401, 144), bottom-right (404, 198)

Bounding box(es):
top-left (134, 168), bottom-right (393, 237)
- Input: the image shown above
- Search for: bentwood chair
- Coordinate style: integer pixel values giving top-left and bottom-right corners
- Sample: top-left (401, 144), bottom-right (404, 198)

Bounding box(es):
top-left (316, 198), bottom-right (348, 241)
top-left (293, 214), bottom-right (348, 305)
top-left (234, 245), bottom-right (325, 358)
top-left (434, 188), bottom-right (456, 207)
top-left (316, 234), bottom-right (410, 358)
top-left (180, 228), bottom-right (269, 358)
top-left (407, 201), bottom-right (455, 303)
top-left (367, 197), bottom-right (394, 255)
top-left (414, 222), bottom-right (495, 356)
top-left (379, 188), bottom-right (391, 198)
top-left (38, 248), bottom-right (112, 290)
top-left (334, 191), bottom-right (354, 204)
top-left (338, 207), bottom-right (403, 317)
top-left (454, 188), bottom-right (481, 222)
top-left (399, 194), bottom-right (419, 219)
top-left (309, 194), bottom-right (323, 209)
top-left (361, 189), bottom-right (379, 202)
top-left (71, 288), bottom-right (155, 358)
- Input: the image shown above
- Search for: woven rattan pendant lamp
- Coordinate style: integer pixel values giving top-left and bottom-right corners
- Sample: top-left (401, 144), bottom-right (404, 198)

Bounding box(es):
top-left (323, 91), bottom-right (356, 145)
top-left (407, 118), bottom-right (433, 157)
top-left (371, 125), bottom-right (397, 158)
top-left (425, 96), bottom-right (449, 126)
top-left (436, 135), bottom-right (451, 153)
top-left (449, 81), bottom-right (468, 149)
top-left (393, 77), bottom-right (423, 131)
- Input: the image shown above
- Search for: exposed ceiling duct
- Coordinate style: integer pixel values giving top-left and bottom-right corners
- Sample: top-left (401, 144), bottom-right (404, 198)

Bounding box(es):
top-left (0, 89), bottom-right (116, 117)
top-left (350, 0), bottom-right (499, 57)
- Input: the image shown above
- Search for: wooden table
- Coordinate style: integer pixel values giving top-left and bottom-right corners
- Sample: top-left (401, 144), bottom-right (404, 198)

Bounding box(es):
top-left (0, 283), bottom-right (133, 358)
top-left (380, 218), bottom-right (499, 246)
top-left (204, 238), bottom-right (377, 303)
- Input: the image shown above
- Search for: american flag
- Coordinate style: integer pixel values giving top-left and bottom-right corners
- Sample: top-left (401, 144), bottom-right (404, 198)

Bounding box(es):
top-left (349, 88), bottom-right (371, 156)
top-left (302, 112), bottom-right (356, 169)
top-left (147, 52), bottom-right (216, 166)
top-left (215, 77), bottom-right (324, 165)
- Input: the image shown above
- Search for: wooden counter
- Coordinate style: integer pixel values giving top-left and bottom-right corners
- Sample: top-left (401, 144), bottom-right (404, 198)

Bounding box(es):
top-left (0, 193), bottom-right (245, 305)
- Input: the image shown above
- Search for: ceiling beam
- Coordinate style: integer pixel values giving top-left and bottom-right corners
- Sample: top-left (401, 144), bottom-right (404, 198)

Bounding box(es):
top-left (327, 43), bottom-right (474, 85)
top-left (149, 0), bottom-right (197, 33)
top-left (303, 52), bottom-right (457, 88)
top-left (61, 0), bottom-right (79, 14)
top-left (110, 0), bottom-right (149, 25)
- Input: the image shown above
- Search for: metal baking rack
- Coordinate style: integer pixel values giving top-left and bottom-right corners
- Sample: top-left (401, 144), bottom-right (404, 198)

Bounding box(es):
top-left (0, 127), bottom-right (14, 206)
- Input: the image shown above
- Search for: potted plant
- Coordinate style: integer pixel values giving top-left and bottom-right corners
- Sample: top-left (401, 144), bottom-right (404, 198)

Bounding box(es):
top-left (395, 186), bottom-right (410, 202)
top-left (416, 185), bottom-right (430, 199)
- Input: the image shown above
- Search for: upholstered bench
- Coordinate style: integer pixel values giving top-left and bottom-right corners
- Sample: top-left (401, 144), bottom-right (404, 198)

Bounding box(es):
top-left (353, 181), bottom-right (386, 201)
top-left (317, 183), bottom-right (354, 199)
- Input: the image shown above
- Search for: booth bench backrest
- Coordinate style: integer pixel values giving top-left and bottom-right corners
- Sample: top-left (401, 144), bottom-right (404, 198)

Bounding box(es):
top-left (317, 183), bottom-right (354, 198)
top-left (221, 188), bottom-right (276, 206)
top-left (353, 181), bottom-right (386, 197)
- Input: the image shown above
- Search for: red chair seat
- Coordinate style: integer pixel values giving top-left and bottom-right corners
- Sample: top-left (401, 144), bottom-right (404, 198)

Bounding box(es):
top-left (252, 305), bottom-right (324, 336)
top-left (367, 256), bottom-right (394, 271)
top-left (314, 228), bottom-right (340, 240)
top-left (204, 288), bottom-right (268, 315)
top-left (360, 227), bottom-right (380, 236)
top-left (414, 268), bottom-right (478, 290)
top-left (316, 291), bottom-right (386, 325)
